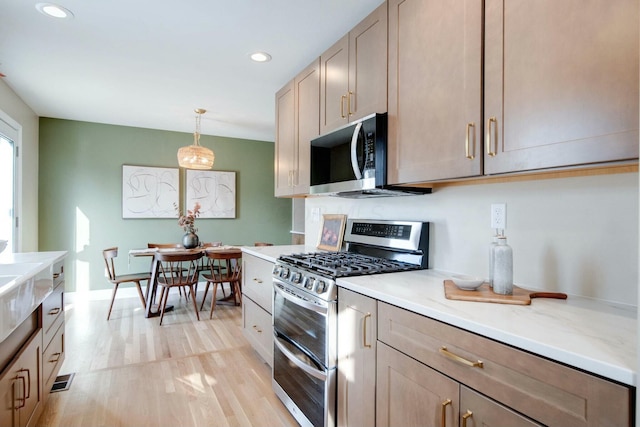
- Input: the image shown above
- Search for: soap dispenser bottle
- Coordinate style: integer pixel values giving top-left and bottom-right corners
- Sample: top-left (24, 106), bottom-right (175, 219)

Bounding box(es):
top-left (492, 236), bottom-right (513, 295)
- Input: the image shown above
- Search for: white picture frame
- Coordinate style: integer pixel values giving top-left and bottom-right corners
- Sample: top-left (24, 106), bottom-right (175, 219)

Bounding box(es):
top-left (122, 165), bottom-right (179, 218)
top-left (185, 170), bottom-right (236, 218)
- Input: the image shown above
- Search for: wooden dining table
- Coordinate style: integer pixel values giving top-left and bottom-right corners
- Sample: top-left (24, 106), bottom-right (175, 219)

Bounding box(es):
top-left (129, 246), bottom-right (243, 318)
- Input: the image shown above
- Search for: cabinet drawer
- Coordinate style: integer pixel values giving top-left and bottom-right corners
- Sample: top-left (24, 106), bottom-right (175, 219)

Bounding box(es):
top-left (242, 297), bottom-right (272, 366)
top-left (43, 322), bottom-right (64, 392)
top-left (42, 285), bottom-right (63, 344)
top-left (378, 302), bottom-right (631, 427)
top-left (242, 255), bottom-right (274, 313)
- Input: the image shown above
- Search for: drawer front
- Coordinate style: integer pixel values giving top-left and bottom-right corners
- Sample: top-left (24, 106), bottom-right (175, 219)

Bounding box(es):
top-left (378, 302), bottom-right (631, 427)
top-left (242, 255), bottom-right (274, 313)
top-left (242, 297), bottom-right (272, 366)
top-left (43, 322), bottom-right (64, 392)
top-left (42, 286), bottom-right (63, 342)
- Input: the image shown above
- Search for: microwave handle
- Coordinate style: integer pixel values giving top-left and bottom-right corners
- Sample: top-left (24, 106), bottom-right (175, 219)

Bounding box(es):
top-left (350, 122), bottom-right (363, 180)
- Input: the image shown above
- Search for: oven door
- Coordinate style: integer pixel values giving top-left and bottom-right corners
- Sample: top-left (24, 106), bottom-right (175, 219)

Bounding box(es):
top-left (272, 280), bottom-right (337, 427)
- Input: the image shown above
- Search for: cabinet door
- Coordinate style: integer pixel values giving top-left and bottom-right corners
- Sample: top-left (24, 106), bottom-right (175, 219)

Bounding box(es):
top-left (484, 0), bottom-right (639, 174)
top-left (275, 81), bottom-right (295, 197)
top-left (242, 298), bottom-right (272, 366)
top-left (460, 386), bottom-right (542, 427)
top-left (376, 342), bottom-right (459, 427)
top-left (242, 254), bottom-right (274, 313)
top-left (0, 330), bottom-right (42, 427)
top-left (337, 289), bottom-right (376, 427)
top-left (348, 2), bottom-right (387, 123)
top-left (293, 58), bottom-right (320, 195)
top-left (320, 34), bottom-right (350, 134)
top-left (388, 0), bottom-right (483, 184)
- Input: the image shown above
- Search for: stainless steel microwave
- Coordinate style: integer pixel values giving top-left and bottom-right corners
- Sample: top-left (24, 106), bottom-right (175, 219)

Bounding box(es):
top-left (310, 113), bottom-right (386, 196)
top-left (309, 113), bottom-right (431, 197)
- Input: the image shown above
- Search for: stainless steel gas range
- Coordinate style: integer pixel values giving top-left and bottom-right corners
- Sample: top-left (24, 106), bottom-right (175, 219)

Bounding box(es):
top-left (272, 219), bottom-right (429, 427)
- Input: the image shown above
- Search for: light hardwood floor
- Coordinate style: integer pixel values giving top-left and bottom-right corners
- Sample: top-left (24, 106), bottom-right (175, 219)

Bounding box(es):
top-left (36, 290), bottom-right (298, 427)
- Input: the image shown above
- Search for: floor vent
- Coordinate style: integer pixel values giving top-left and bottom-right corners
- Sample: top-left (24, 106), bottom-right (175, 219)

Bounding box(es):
top-left (50, 373), bottom-right (75, 393)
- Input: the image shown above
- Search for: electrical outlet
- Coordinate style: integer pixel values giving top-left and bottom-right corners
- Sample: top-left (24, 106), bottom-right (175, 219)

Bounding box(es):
top-left (490, 203), bottom-right (506, 229)
top-left (312, 207), bottom-right (321, 222)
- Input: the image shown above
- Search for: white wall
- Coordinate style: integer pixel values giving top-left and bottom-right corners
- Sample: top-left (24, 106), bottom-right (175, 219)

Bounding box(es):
top-left (0, 80), bottom-right (39, 251)
top-left (306, 172), bottom-right (638, 305)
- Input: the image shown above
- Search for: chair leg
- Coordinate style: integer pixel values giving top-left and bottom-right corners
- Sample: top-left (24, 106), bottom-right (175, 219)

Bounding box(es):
top-left (159, 286), bottom-right (169, 326)
top-left (188, 285), bottom-right (200, 321)
top-left (199, 282), bottom-right (211, 310)
top-left (209, 283), bottom-right (220, 319)
top-left (135, 280), bottom-right (147, 310)
top-left (107, 283), bottom-right (119, 320)
top-left (233, 280), bottom-right (242, 305)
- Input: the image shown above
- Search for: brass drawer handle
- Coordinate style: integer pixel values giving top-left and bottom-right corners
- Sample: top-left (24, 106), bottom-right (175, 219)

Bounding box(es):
top-left (49, 307), bottom-right (61, 315)
top-left (441, 398), bottom-right (452, 427)
top-left (49, 352), bottom-right (61, 363)
top-left (462, 410), bottom-right (473, 427)
top-left (347, 91), bottom-right (354, 116)
top-left (465, 122), bottom-right (475, 159)
top-left (439, 346), bottom-right (483, 368)
top-left (252, 278), bottom-right (263, 284)
top-left (252, 325), bottom-right (262, 333)
top-left (340, 95), bottom-right (347, 118)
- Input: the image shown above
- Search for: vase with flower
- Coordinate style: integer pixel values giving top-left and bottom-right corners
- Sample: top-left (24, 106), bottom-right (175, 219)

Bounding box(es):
top-left (176, 202), bottom-right (201, 249)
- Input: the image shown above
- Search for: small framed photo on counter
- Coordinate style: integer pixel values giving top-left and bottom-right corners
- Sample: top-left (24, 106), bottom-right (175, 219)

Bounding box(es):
top-left (317, 214), bottom-right (347, 251)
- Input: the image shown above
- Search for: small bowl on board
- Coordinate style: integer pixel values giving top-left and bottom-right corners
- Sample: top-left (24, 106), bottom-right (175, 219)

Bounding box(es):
top-left (451, 274), bottom-right (484, 291)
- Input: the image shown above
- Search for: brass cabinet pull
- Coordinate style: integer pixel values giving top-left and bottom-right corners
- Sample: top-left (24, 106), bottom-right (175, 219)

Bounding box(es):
top-left (439, 346), bottom-right (484, 368)
top-left (252, 278), bottom-right (263, 284)
top-left (252, 325), bottom-right (262, 333)
top-left (50, 352), bottom-right (61, 364)
top-left (465, 122), bottom-right (475, 159)
top-left (441, 398), bottom-right (452, 427)
top-left (14, 375), bottom-right (26, 409)
top-left (486, 116), bottom-right (498, 156)
top-left (462, 410), bottom-right (473, 427)
top-left (347, 91), bottom-right (354, 116)
top-left (362, 313), bottom-right (372, 348)
top-left (340, 95), bottom-right (347, 118)
top-left (49, 307), bottom-right (61, 315)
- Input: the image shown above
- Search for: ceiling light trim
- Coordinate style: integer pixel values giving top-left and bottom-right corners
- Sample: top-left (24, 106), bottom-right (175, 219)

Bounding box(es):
top-left (250, 52), bottom-right (272, 63)
top-left (35, 3), bottom-right (74, 19)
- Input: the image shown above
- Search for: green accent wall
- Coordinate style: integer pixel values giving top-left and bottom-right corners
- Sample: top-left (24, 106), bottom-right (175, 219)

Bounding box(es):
top-left (38, 118), bottom-right (291, 292)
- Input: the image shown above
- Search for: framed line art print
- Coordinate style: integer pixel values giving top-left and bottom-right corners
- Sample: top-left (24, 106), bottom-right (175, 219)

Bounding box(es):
top-left (317, 214), bottom-right (347, 251)
top-left (122, 165), bottom-right (179, 218)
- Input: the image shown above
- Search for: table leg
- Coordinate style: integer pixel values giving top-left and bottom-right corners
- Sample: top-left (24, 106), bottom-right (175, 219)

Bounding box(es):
top-left (145, 257), bottom-right (173, 318)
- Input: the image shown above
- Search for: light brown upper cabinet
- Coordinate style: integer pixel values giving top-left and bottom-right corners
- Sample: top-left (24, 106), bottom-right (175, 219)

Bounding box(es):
top-left (387, 0), bottom-right (483, 184)
top-left (320, 2), bottom-right (387, 134)
top-left (484, 0), bottom-right (639, 175)
top-left (275, 59), bottom-right (320, 197)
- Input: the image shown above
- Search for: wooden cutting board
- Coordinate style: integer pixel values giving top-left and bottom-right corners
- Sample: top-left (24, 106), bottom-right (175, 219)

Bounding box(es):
top-left (443, 280), bottom-right (567, 305)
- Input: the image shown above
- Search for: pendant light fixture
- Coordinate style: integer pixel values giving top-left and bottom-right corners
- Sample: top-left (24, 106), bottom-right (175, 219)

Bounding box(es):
top-left (177, 108), bottom-right (214, 169)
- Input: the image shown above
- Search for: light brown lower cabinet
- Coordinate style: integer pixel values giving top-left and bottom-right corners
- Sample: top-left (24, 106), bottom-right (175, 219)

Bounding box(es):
top-left (377, 342), bottom-right (541, 427)
top-left (376, 302), bottom-right (632, 427)
top-left (337, 288), bottom-right (376, 427)
top-left (0, 329), bottom-right (42, 427)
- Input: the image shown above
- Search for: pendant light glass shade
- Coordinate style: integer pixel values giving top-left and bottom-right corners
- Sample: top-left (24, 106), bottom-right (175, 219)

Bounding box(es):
top-left (177, 109), bottom-right (215, 169)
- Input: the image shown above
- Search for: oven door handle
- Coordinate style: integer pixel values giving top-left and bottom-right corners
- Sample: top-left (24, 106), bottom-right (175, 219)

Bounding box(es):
top-left (273, 282), bottom-right (328, 315)
top-left (274, 332), bottom-right (327, 381)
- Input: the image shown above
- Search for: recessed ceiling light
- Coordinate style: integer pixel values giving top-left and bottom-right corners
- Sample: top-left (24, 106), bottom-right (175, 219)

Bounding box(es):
top-left (35, 3), bottom-right (74, 19)
top-left (250, 52), bottom-right (272, 63)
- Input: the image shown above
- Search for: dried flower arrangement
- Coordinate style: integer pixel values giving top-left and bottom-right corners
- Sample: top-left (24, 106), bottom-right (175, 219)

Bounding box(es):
top-left (175, 202), bottom-right (201, 234)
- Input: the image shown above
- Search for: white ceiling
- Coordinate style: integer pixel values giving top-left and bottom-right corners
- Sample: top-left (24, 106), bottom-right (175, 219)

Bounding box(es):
top-left (1, 0), bottom-right (384, 142)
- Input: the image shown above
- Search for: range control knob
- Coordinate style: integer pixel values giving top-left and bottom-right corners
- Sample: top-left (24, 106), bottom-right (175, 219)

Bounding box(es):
top-left (315, 280), bottom-right (326, 294)
top-left (304, 278), bottom-right (314, 290)
top-left (291, 272), bottom-right (302, 284)
top-left (279, 267), bottom-right (289, 279)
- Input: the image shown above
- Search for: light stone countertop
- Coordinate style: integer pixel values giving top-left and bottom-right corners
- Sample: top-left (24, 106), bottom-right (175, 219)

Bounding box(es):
top-left (0, 251), bottom-right (67, 343)
top-left (241, 245), bottom-right (636, 386)
top-left (337, 268), bottom-right (637, 387)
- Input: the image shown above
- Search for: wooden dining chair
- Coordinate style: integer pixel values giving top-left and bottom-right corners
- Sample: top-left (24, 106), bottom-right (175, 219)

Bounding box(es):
top-left (103, 247), bottom-right (150, 320)
top-left (155, 251), bottom-right (204, 325)
top-left (147, 243), bottom-right (191, 299)
top-left (200, 250), bottom-right (242, 319)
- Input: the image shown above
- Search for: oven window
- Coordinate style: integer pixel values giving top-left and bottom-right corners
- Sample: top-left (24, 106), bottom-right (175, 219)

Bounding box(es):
top-left (274, 342), bottom-right (325, 427)
top-left (273, 289), bottom-right (328, 367)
